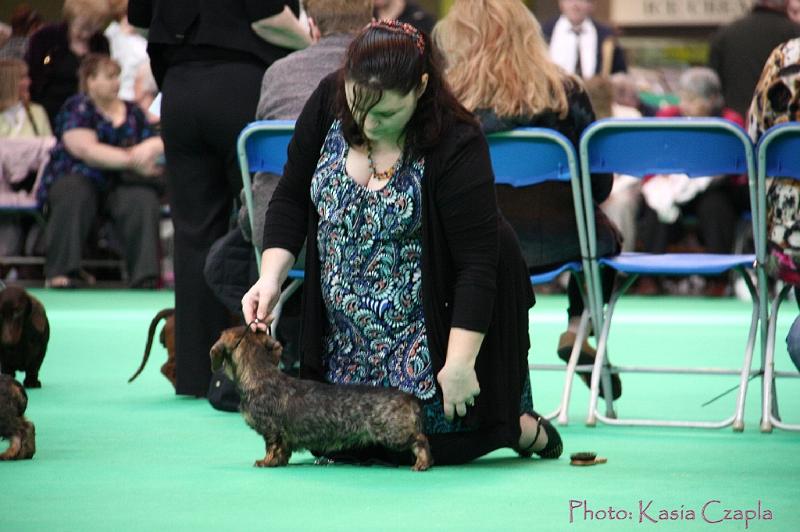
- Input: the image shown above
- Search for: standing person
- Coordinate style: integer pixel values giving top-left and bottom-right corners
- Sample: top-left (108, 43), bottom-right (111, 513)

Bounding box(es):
top-left (373, 0), bottom-right (437, 35)
top-left (434, 0), bottom-right (623, 400)
top-left (25, 0), bottom-right (111, 127)
top-left (709, 0), bottom-right (800, 118)
top-left (541, 0), bottom-right (626, 79)
top-left (37, 54), bottom-right (163, 289)
top-left (127, 1), bottom-right (311, 397)
top-left (104, 1), bottom-right (148, 103)
top-left (748, 37), bottom-right (800, 369)
top-left (241, 20), bottom-right (562, 465)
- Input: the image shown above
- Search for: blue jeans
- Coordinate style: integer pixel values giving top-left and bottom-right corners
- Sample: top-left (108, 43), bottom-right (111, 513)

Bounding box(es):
top-left (787, 314), bottom-right (800, 372)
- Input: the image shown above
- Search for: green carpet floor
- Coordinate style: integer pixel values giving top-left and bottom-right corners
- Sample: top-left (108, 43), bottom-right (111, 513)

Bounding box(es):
top-left (2, 290), bottom-right (799, 531)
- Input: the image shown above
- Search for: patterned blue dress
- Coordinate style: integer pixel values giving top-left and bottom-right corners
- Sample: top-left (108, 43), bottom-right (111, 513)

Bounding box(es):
top-left (311, 121), bottom-right (533, 435)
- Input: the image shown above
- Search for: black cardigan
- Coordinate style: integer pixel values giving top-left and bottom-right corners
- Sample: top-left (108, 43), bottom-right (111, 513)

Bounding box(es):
top-left (263, 73), bottom-right (535, 463)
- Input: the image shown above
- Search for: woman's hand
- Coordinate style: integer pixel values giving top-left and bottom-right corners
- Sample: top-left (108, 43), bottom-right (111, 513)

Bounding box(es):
top-left (438, 327), bottom-right (484, 420)
top-left (437, 361), bottom-right (481, 421)
top-left (241, 277), bottom-right (282, 331)
top-left (129, 138), bottom-right (164, 177)
top-left (242, 248), bottom-right (297, 330)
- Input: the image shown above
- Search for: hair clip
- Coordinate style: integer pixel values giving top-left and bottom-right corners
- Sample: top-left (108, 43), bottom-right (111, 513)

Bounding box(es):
top-left (369, 19), bottom-right (425, 56)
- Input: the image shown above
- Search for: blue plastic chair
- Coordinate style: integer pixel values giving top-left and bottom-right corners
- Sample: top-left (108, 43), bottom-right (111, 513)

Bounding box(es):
top-left (236, 120), bottom-right (304, 329)
top-left (488, 127), bottom-right (606, 424)
top-left (579, 117), bottom-right (761, 429)
top-left (755, 123), bottom-right (800, 432)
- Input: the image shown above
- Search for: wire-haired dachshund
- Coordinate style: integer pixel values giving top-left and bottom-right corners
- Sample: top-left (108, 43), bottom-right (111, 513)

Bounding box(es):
top-left (210, 326), bottom-right (433, 471)
top-left (0, 285), bottom-right (49, 388)
top-left (0, 374), bottom-right (35, 460)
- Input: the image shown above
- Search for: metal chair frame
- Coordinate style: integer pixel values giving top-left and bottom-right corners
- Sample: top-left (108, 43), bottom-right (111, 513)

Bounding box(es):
top-left (755, 123), bottom-right (800, 432)
top-left (236, 120), bottom-right (303, 332)
top-left (579, 117), bottom-right (762, 430)
top-left (488, 127), bottom-right (613, 424)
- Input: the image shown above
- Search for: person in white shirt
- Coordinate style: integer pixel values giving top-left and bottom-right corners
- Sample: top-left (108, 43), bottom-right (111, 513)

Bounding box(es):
top-left (105, 1), bottom-right (148, 102)
top-left (541, 0), bottom-right (626, 78)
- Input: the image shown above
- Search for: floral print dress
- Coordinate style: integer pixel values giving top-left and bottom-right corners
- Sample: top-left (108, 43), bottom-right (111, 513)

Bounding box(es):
top-left (311, 121), bottom-right (467, 434)
top-left (311, 121), bottom-right (535, 435)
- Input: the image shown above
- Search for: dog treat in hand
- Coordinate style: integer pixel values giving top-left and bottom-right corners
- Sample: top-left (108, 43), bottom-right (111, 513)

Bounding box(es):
top-left (210, 326), bottom-right (433, 471)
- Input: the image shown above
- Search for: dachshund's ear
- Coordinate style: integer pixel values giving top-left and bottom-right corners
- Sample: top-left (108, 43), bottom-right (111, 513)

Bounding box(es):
top-left (257, 331), bottom-right (283, 366)
top-left (209, 338), bottom-right (227, 372)
top-left (28, 296), bottom-right (48, 334)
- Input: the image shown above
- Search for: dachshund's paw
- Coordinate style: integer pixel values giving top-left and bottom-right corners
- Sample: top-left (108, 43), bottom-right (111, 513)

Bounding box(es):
top-left (0, 437), bottom-right (22, 460)
top-left (23, 379), bottom-right (41, 389)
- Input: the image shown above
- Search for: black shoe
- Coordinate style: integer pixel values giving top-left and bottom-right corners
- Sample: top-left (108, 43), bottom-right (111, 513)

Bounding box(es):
top-left (557, 331), bottom-right (622, 400)
top-left (517, 411), bottom-right (563, 459)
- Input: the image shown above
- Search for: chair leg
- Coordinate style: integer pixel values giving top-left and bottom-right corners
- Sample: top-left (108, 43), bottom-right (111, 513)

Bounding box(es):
top-left (762, 285), bottom-right (791, 431)
top-left (732, 270), bottom-right (759, 432)
top-left (555, 309), bottom-right (591, 425)
top-left (587, 288), bottom-right (622, 426)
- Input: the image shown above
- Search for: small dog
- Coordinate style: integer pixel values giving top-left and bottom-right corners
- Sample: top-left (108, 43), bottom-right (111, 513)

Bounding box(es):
top-left (0, 285), bottom-right (49, 388)
top-left (128, 308), bottom-right (176, 387)
top-left (210, 326), bottom-right (433, 471)
top-left (0, 374), bottom-right (36, 460)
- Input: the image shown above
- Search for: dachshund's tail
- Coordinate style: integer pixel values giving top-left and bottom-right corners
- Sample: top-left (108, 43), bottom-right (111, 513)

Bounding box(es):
top-left (129, 308), bottom-right (175, 383)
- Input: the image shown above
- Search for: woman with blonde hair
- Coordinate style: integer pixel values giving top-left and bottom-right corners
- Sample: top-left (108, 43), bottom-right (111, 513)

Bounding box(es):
top-left (25, 0), bottom-right (111, 125)
top-left (0, 58), bottom-right (54, 262)
top-left (434, 0), bottom-right (623, 399)
top-left (0, 59), bottom-right (51, 137)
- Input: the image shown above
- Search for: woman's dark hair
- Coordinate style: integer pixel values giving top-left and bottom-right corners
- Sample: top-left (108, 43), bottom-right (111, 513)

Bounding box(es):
top-left (337, 20), bottom-right (476, 154)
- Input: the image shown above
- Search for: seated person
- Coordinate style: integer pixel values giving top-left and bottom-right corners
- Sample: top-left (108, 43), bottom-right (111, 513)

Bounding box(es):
top-left (434, 0), bottom-right (623, 399)
top-left (638, 67), bottom-right (750, 296)
top-left (37, 54), bottom-right (163, 288)
top-left (0, 58), bottom-right (54, 261)
top-left (748, 38), bottom-right (800, 369)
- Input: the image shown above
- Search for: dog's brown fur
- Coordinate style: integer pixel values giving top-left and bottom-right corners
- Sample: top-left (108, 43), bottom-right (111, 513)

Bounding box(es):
top-left (0, 374), bottom-right (36, 460)
top-left (0, 285), bottom-right (49, 388)
top-left (128, 308), bottom-right (176, 387)
top-left (210, 326), bottom-right (433, 471)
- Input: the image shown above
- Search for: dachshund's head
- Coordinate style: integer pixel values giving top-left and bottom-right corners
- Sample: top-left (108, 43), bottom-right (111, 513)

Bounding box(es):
top-left (209, 326), bottom-right (283, 390)
top-left (0, 286), bottom-right (32, 346)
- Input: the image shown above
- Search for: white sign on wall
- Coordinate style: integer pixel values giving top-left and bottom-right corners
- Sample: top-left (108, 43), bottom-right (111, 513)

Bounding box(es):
top-left (611, 0), bottom-right (752, 26)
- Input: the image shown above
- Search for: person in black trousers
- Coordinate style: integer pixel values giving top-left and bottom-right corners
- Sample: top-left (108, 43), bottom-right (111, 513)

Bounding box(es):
top-left (127, 0), bottom-right (309, 397)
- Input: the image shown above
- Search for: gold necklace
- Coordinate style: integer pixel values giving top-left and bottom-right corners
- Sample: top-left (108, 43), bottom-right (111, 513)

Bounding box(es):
top-left (366, 142), bottom-right (401, 181)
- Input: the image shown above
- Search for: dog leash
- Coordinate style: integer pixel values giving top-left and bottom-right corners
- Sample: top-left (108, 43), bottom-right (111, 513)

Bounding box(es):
top-left (231, 319), bottom-right (262, 353)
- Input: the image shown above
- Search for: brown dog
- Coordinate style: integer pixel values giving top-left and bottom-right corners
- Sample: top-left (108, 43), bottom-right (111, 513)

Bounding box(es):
top-left (128, 308), bottom-right (176, 387)
top-left (0, 374), bottom-right (36, 460)
top-left (210, 326), bottom-right (433, 471)
top-left (0, 285), bottom-right (49, 388)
